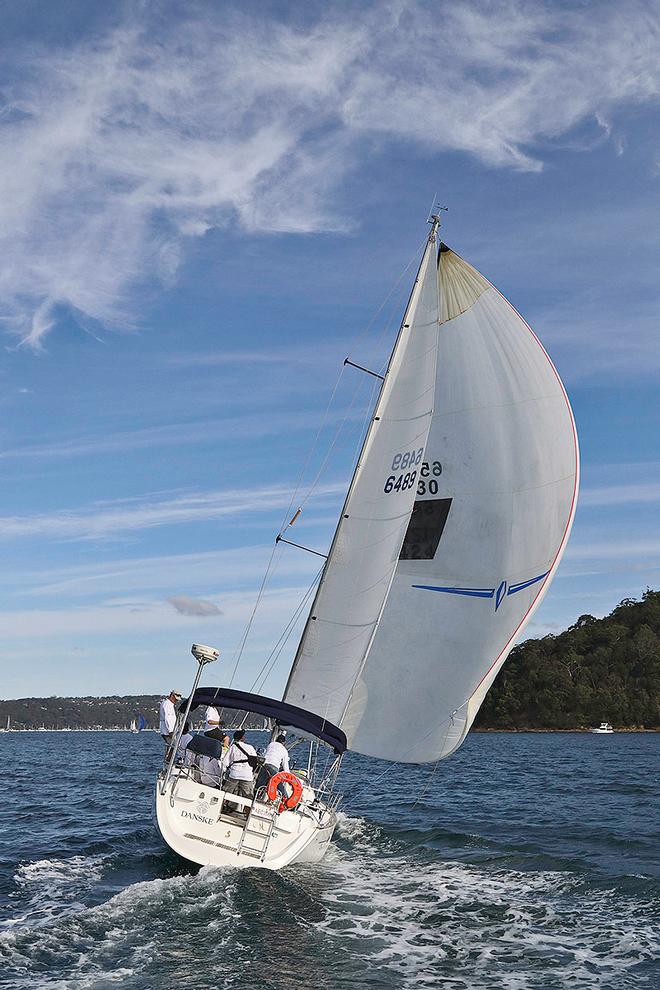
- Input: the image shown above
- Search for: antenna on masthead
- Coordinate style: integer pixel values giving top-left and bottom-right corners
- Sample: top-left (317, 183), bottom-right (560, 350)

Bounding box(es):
top-left (428, 205), bottom-right (448, 227)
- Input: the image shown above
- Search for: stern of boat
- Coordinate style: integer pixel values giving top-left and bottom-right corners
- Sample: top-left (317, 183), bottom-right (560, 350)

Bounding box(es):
top-left (155, 769), bottom-right (336, 870)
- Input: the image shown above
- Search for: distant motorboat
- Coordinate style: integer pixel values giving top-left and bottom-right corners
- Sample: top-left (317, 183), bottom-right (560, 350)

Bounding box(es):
top-left (590, 722), bottom-right (614, 734)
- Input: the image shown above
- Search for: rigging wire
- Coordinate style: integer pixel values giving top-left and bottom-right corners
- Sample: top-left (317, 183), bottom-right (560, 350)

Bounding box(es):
top-left (249, 565), bottom-right (324, 695)
top-left (276, 365), bottom-right (347, 539)
top-left (340, 708), bottom-right (460, 811)
top-left (227, 540), bottom-right (282, 688)
top-left (275, 241), bottom-right (423, 540)
top-left (228, 234), bottom-right (428, 688)
top-left (408, 758), bottom-right (442, 812)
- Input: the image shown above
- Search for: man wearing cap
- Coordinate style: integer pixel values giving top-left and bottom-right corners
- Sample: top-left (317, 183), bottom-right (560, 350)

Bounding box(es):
top-left (159, 689), bottom-right (181, 755)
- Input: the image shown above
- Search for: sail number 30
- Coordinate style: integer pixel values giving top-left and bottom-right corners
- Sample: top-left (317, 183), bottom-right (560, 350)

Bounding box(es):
top-left (384, 458), bottom-right (442, 495)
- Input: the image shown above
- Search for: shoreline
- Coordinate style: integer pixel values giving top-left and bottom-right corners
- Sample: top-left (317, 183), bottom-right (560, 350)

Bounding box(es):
top-left (473, 727), bottom-right (659, 733)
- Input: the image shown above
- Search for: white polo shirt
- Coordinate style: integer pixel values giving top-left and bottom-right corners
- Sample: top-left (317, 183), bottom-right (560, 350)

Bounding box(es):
top-left (263, 740), bottom-right (289, 772)
top-left (159, 697), bottom-right (176, 735)
top-left (222, 741), bottom-right (257, 781)
top-left (204, 706), bottom-right (220, 731)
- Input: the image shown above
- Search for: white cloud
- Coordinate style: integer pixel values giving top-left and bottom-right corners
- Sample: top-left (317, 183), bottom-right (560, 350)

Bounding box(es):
top-left (0, 406), bottom-right (350, 461)
top-left (0, 481), bottom-right (344, 542)
top-left (580, 481), bottom-right (660, 506)
top-left (0, 583), bottom-right (309, 641)
top-left (1, 2), bottom-right (659, 345)
top-left (7, 544), bottom-right (320, 602)
top-left (167, 595), bottom-right (222, 617)
top-left (566, 538), bottom-right (660, 560)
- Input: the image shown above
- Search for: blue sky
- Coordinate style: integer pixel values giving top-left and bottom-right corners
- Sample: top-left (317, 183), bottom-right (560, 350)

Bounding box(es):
top-left (1, 0), bottom-right (659, 699)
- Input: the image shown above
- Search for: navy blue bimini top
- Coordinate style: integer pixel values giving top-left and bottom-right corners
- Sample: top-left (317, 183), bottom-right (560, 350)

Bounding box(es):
top-left (180, 687), bottom-right (346, 754)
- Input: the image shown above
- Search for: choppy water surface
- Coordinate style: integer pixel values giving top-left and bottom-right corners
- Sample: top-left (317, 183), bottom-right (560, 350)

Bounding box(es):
top-left (1, 731), bottom-right (658, 989)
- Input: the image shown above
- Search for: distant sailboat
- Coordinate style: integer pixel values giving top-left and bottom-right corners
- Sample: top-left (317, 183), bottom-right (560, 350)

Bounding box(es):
top-left (0, 716), bottom-right (9, 732)
top-left (156, 215), bottom-right (579, 869)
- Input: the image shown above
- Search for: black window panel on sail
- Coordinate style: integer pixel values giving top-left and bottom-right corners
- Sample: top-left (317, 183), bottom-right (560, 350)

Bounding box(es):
top-left (400, 498), bottom-right (452, 560)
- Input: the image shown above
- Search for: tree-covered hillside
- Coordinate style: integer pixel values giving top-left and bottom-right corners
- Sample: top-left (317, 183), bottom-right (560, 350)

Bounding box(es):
top-left (0, 695), bottom-right (161, 730)
top-left (475, 590), bottom-right (660, 729)
top-left (0, 694), bottom-right (266, 731)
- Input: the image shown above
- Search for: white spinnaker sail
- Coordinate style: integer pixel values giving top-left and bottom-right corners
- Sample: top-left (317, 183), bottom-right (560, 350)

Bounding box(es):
top-left (283, 231), bottom-right (440, 724)
top-left (343, 245), bottom-right (579, 762)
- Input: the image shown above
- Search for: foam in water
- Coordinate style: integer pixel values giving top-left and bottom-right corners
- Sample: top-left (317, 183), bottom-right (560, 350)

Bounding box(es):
top-left (3, 855), bottom-right (107, 931)
top-left (312, 813), bottom-right (659, 989)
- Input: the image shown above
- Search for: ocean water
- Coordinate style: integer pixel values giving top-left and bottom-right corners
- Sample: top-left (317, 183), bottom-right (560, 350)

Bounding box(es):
top-left (1, 731), bottom-right (658, 990)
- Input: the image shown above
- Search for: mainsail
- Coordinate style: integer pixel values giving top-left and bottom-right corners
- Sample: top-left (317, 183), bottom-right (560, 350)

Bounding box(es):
top-left (284, 236), bottom-right (579, 765)
top-left (283, 224), bottom-right (441, 725)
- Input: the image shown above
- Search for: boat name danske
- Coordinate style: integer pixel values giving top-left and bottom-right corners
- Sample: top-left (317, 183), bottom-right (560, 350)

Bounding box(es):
top-left (180, 810), bottom-right (215, 826)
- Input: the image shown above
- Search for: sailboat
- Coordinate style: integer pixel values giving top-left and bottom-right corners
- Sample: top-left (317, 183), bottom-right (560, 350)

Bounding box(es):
top-left (155, 215), bottom-right (579, 869)
top-left (0, 716), bottom-right (9, 733)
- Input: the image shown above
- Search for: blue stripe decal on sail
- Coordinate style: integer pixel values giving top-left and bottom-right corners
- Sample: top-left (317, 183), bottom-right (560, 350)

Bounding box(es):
top-left (412, 585), bottom-right (495, 599)
top-left (506, 572), bottom-right (549, 596)
top-left (495, 580), bottom-right (508, 611)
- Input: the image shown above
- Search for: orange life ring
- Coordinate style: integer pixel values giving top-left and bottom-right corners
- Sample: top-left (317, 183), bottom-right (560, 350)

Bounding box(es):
top-left (267, 771), bottom-right (303, 813)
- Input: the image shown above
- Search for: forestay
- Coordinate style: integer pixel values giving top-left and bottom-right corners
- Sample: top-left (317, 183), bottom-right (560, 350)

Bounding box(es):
top-left (284, 229), bottom-right (441, 725)
top-left (343, 244), bottom-right (579, 762)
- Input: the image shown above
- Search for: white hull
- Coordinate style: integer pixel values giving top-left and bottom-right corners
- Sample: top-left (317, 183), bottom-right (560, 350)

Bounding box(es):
top-left (155, 770), bottom-right (337, 870)
top-left (589, 728), bottom-right (614, 734)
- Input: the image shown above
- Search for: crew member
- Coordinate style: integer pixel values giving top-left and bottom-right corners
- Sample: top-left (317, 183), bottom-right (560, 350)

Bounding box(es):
top-left (204, 704), bottom-right (221, 732)
top-left (176, 722), bottom-right (194, 766)
top-left (256, 734), bottom-right (290, 793)
top-left (159, 690), bottom-right (181, 755)
top-left (205, 720), bottom-right (230, 752)
top-left (221, 729), bottom-right (257, 814)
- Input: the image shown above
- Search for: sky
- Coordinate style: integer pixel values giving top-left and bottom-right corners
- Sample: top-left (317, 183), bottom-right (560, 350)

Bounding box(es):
top-left (1, 0), bottom-right (659, 699)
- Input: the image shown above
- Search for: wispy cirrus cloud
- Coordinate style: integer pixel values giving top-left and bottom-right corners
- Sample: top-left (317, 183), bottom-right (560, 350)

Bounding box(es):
top-left (0, 481), bottom-right (344, 542)
top-left (580, 481), bottom-right (660, 507)
top-left (0, 408), bottom-right (351, 462)
top-left (1, 1), bottom-right (659, 346)
top-left (6, 544), bottom-right (317, 602)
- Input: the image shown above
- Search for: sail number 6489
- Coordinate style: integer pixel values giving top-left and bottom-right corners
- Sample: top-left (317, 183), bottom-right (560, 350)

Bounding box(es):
top-left (383, 460), bottom-right (442, 495)
top-left (384, 471), bottom-right (417, 494)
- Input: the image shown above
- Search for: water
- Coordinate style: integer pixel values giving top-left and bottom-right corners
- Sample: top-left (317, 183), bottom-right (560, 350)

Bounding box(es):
top-left (1, 731), bottom-right (658, 989)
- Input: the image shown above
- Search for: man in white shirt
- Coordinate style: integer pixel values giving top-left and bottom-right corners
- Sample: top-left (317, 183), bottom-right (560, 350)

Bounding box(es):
top-left (256, 734), bottom-right (290, 794)
top-left (204, 705), bottom-right (221, 732)
top-left (159, 690), bottom-right (181, 754)
top-left (221, 729), bottom-right (257, 814)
